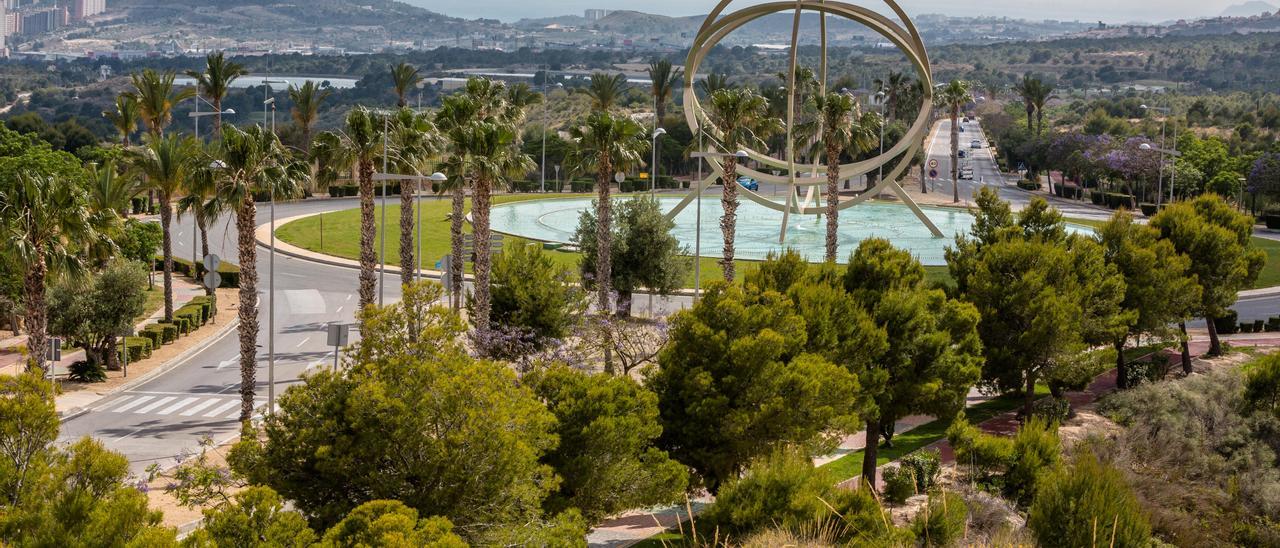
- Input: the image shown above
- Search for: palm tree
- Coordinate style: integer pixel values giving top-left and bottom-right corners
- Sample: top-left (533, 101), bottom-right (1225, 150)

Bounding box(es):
top-left (126, 134), bottom-right (197, 322)
top-left (505, 82), bottom-right (543, 120)
top-left (566, 111), bottom-right (650, 319)
top-left (934, 80), bottom-right (974, 204)
top-left (1031, 81), bottom-right (1055, 136)
top-left (186, 51), bottom-right (248, 137)
top-left (874, 71), bottom-right (909, 122)
top-left (0, 174), bottom-right (93, 372)
top-left (811, 92), bottom-right (879, 262)
top-left (647, 59), bottom-right (683, 123)
top-left (697, 72), bottom-right (730, 97)
top-left (586, 73), bottom-right (627, 112)
top-left (103, 94), bottom-right (141, 146)
top-left (86, 160), bottom-right (138, 216)
top-left (313, 108), bottom-right (385, 312)
top-left (214, 124), bottom-right (301, 421)
top-left (455, 122), bottom-right (534, 330)
top-left (387, 107), bottom-right (443, 289)
top-left (705, 87), bottom-right (778, 281)
top-left (288, 81), bottom-right (330, 153)
top-left (390, 62), bottom-right (421, 108)
top-left (127, 68), bottom-right (195, 138)
top-left (1014, 74), bottom-right (1038, 133)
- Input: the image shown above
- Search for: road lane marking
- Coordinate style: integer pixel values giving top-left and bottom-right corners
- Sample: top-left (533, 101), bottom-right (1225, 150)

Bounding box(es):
top-left (111, 395), bottom-right (154, 413)
top-left (285, 289), bottom-right (326, 314)
top-left (158, 397), bottom-right (199, 415)
top-left (346, 294), bottom-right (352, 302)
top-left (134, 396), bottom-right (177, 414)
top-left (335, 306), bottom-right (344, 314)
top-left (96, 395), bottom-right (135, 412)
top-left (179, 398), bottom-right (220, 416)
top-left (204, 400), bottom-right (240, 417)
top-left (296, 336), bottom-right (311, 348)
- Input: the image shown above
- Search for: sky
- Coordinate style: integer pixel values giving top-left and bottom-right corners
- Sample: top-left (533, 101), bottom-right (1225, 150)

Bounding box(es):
top-left (411, 0), bottom-right (1261, 24)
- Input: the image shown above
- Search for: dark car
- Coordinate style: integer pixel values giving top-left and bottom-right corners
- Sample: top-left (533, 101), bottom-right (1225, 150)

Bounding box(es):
top-left (737, 176), bottom-right (759, 192)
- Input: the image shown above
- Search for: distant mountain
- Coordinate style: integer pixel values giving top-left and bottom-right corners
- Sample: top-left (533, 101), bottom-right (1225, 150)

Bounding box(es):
top-left (1220, 1), bottom-right (1277, 17)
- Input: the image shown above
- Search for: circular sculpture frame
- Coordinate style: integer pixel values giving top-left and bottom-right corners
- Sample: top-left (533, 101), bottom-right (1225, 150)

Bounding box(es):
top-left (671, 0), bottom-right (943, 240)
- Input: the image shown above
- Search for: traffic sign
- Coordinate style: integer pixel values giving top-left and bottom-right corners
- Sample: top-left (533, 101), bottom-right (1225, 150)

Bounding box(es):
top-left (48, 337), bottom-right (61, 362)
top-left (202, 254), bottom-right (221, 272)
top-left (203, 271), bottom-right (222, 290)
top-left (614, 172), bottom-right (626, 184)
top-left (929, 169), bottom-right (938, 179)
top-left (326, 323), bottom-right (350, 347)
top-left (928, 159), bottom-right (938, 169)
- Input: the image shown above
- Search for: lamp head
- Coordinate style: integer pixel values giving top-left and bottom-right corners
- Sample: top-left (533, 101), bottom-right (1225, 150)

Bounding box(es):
top-left (224, 108), bottom-right (236, 115)
top-left (263, 97), bottom-right (276, 106)
top-left (734, 150), bottom-right (750, 158)
top-left (653, 128), bottom-right (667, 138)
top-left (429, 172), bottom-right (447, 182)
top-left (1139, 143), bottom-right (1153, 151)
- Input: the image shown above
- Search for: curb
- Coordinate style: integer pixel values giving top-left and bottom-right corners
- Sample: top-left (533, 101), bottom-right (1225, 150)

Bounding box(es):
top-left (57, 314), bottom-right (241, 421)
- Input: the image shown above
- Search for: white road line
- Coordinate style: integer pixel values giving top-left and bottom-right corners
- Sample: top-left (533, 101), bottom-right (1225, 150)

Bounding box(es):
top-left (335, 306), bottom-right (344, 314)
top-left (345, 294), bottom-right (352, 302)
top-left (96, 395), bottom-right (135, 412)
top-left (179, 398), bottom-right (220, 416)
top-left (158, 397), bottom-right (199, 415)
top-left (204, 400), bottom-right (239, 417)
top-left (282, 272), bottom-right (306, 278)
top-left (134, 396), bottom-right (177, 414)
top-left (111, 395), bottom-right (154, 413)
top-left (296, 336), bottom-right (311, 348)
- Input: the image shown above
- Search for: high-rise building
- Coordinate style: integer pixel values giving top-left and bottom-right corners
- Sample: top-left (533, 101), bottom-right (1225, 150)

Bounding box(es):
top-left (584, 9), bottom-right (612, 22)
top-left (21, 6), bottom-right (65, 35)
top-left (68, 0), bottom-right (104, 21)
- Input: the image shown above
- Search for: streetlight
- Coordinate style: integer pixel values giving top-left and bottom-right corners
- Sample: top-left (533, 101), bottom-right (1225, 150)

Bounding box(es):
top-left (188, 99), bottom-right (234, 141)
top-left (264, 95), bottom-right (279, 417)
top-left (1140, 141), bottom-right (1182, 207)
top-left (690, 147), bottom-right (749, 302)
top-left (648, 127), bottom-right (666, 316)
top-left (875, 90), bottom-right (887, 189)
top-left (374, 171), bottom-right (448, 282)
top-left (1141, 104), bottom-right (1177, 205)
top-left (540, 71), bottom-right (564, 193)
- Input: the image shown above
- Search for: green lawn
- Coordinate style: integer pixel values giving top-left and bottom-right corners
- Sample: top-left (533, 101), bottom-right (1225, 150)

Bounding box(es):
top-left (1256, 237), bottom-right (1280, 289)
top-left (276, 194), bottom-right (953, 289)
top-left (816, 384), bottom-right (1052, 485)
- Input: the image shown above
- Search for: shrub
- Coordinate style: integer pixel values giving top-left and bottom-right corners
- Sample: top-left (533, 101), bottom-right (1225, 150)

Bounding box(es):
top-left (882, 465), bottom-right (918, 505)
top-left (1031, 396), bottom-right (1070, 424)
top-left (1105, 193), bottom-right (1134, 209)
top-left (177, 306), bottom-right (203, 328)
top-left (1005, 417), bottom-right (1062, 507)
top-left (157, 256), bottom-right (241, 288)
top-left (155, 322), bottom-right (178, 344)
top-left (1139, 203), bottom-right (1158, 216)
top-left (140, 326), bottom-right (162, 347)
top-left (1269, 317), bottom-right (1280, 332)
top-left (1090, 191), bottom-right (1105, 205)
top-left (1028, 449), bottom-right (1151, 547)
top-left (171, 317), bottom-right (190, 336)
top-left (1243, 353), bottom-right (1280, 416)
top-left (119, 336), bottom-right (152, 363)
top-left (477, 243), bottom-right (586, 349)
top-left (900, 450), bottom-right (942, 494)
top-left (1215, 310), bottom-right (1240, 334)
top-left (1255, 320), bottom-right (1266, 333)
top-left (1242, 322), bottom-right (1255, 333)
top-left (68, 360), bottom-right (107, 382)
top-left (910, 492), bottom-right (968, 547)
top-left (1016, 180), bottom-right (1041, 191)
top-left (700, 449), bottom-right (898, 541)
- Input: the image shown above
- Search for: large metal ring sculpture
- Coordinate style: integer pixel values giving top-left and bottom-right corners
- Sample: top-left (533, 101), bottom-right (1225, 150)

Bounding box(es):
top-left (671, 0), bottom-right (943, 240)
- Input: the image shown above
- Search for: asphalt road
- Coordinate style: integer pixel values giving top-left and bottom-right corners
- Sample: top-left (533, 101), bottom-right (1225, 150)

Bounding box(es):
top-left (58, 121), bottom-right (1278, 475)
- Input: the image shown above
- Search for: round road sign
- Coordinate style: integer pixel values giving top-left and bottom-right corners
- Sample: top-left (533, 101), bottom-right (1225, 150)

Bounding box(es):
top-left (203, 271), bottom-right (223, 290)
top-left (929, 169), bottom-right (938, 179)
top-left (928, 159), bottom-right (939, 169)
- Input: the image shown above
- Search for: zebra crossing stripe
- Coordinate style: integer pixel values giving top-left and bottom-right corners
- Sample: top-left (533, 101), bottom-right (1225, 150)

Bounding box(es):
top-left (179, 398), bottom-right (220, 416)
top-left (111, 396), bottom-right (154, 413)
top-left (158, 397), bottom-right (199, 415)
top-left (134, 396), bottom-right (177, 414)
top-left (204, 400), bottom-right (240, 418)
top-left (96, 395), bottom-right (135, 412)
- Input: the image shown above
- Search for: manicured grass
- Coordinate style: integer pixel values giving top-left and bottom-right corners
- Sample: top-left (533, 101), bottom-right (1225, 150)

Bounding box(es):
top-left (816, 384), bottom-right (1052, 485)
top-left (135, 286), bottom-right (166, 324)
top-left (277, 194), bottom-right (953, 290)
top-left (1255, 237), bottom-right (1280, 289)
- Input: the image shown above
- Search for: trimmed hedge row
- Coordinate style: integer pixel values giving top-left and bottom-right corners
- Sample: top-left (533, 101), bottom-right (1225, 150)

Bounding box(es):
top-left (157, 256), bottom-right (240, 288)
top-left (1051, 184), bottom-right (1083, 200)
top-left (1017, 180), bottom-right (1041, 191)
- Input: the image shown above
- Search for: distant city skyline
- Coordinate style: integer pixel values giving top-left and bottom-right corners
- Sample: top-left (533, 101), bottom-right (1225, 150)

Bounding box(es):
top-left (412, 0), bottom-right (1270, 24)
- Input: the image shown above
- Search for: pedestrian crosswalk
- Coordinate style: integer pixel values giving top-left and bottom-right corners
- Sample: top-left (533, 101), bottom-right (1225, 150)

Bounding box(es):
top-left (96, 393), bottom-right (269, 419)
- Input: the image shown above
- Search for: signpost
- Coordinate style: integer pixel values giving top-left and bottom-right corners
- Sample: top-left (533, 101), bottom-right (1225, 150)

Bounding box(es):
top-left (929, 169), bottom-right (938, 179)
top-left (326, 322), bottom-right (350, 371)
top-left (928, 159), bottom-right (938, 169)
top-left (47, 337), bottom-right (61, 385)
top-left (202, 254), bottom-right (222, 301)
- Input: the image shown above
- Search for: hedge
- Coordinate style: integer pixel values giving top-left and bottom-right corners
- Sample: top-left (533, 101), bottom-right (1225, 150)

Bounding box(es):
top-left (1139, 203), bottom-right (1159, 217)
top-left (328, 184), bottom-right (359, 198)
top-left (1017, 180), bottom-right (1041, 191)
top-left (153, 322), bottom-right (178, 344)
top-left (1214, 310), bottom-right (1240, 335)
top-left (176, 306), bottom-right (203, 330)
top-left (157, 256), bottom-right (241, 288)
top-left (187, 296), bottom-right (213, 323)
top-left (1052, 185), bottom-right (1083, 200)
top-left (1105, 193), bottom-right (1136, 210)
top-left (1090, 191), bottom-right (1105, 206)
top-left (140, 326), bottom-right (162, 347)
top-left (570, 180), bottom-right (594, 193)
top-left (119, 336), bottom-right (153, 363)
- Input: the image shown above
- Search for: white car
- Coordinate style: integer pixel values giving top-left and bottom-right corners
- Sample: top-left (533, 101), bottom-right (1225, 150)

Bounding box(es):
top-left (970, 140), bottom-right (982, 149)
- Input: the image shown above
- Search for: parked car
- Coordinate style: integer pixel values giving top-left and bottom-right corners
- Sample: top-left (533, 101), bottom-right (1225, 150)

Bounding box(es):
top-left (737, 176), bottom-right (759, 192)
top-left (971, 139), bottom-right (982, 149)
top-left (958, 150), bottom-right (967, 158)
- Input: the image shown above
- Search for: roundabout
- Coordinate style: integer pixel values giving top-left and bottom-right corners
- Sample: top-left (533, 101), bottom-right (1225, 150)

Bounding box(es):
top-left (490, 196), bottom-right (1094, 266)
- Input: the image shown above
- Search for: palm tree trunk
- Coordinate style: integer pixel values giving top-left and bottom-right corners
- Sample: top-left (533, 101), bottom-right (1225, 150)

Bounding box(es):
top-left (235, 195), bottom-right (259, 422)
top-left (472, 176), bottom-right (493, 331)
top-left (595, 163), bottom-right (614, 374)
top-left (399, 180), bottom-right (415, 288)
top-left (105, 334), bottom-right (120, 372)
top-left (1026, 106), bottom-right (1034, 132)
top-left (825, 143), bottom-right (840, 262)
top-left (450, 185), bottom-right (465, 310)
top-left (721, 156), bottom-right (739, 282)
top-left (951, 111), bottom-right (960, 204)
top-left (357, 160), bottom-right (377, 311)
top-left (22, 258), bottom-right (48, 373)
top-left (159, 192), bottom-right (174, 321)
top-left (213, 96), bottom-right (223, 137)
top-left (198, 217), bottom-right (213, 296)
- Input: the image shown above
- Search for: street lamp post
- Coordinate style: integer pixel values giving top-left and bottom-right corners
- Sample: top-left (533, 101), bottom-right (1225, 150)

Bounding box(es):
top-left (1139, 141), bottom-right (1182, 205)
top-left (263, 95), bottom-right (278, 416)
top-left (690, 147), bottom-right (749, 302)
top-left (648, 127), bottom-right (666, 315)
top-left (875, 90), bottom-right (886, 189)
top-left (374, 171), bottom-right (447, 284)
top-left (1142, 104), bottom-right (1173, 205)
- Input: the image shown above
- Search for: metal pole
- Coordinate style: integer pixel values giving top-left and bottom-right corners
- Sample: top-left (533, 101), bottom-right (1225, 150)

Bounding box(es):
top-left (416, 180), bottom-right (422, 283)
top-left (541, 64), bottom-right (547, 193)
top-left (694, 131), bottom-right (703, 302)
top-left (194, 96), bottom-right (199, 140)
top-left (1170, 119), bottom-right (1178, 204)
top-left (650, 131), bottom-right (659, 316)
top-left (1157, 118), bottom-right (1166, 206)
top-left (268, 102), bottom-right (276, 416)
top-left (380, 117), bottom-right (388, 306)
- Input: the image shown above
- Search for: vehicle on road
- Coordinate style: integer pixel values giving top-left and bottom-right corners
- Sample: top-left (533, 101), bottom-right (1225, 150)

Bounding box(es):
top-left (958, 150), bottom-right (967, 158)
top-left (737, 176), bottom-right (759, 192)
top-left (971, 139), bottom-right (982, 149)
